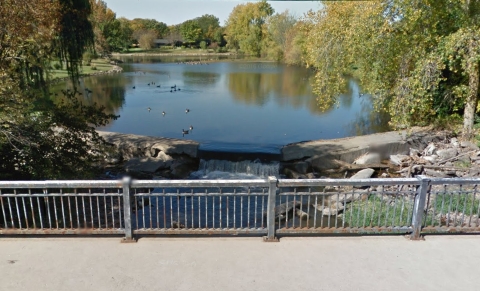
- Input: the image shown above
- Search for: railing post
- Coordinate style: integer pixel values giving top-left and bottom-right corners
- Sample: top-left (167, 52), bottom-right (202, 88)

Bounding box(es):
top-left (410, 175), bottom-right (430, 240)
top-left (264, 176), bottom-right (279, 242)
top-left (121, 176), bottom-right (136, 243)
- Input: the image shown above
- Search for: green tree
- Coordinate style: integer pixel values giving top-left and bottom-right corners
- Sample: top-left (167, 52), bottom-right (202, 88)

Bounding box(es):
top-left (224, 0), bottom-right (274, 56)
top-left (0, 0), bottom-right (116, 179)
top-left (180, 20), bottom-right (202, 44)
top-left (302, 0), bottom-right (480, 136)
top-left (194, 14), bottom-right (220, 39)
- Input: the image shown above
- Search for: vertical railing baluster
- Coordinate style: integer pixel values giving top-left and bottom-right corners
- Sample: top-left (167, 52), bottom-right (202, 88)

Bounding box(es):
top-left (264, 176), bottom-right (278, 242)
top-left (411, 176), bottom-right (429, 240)
top-left (121, 177), bottom-right (135, 242)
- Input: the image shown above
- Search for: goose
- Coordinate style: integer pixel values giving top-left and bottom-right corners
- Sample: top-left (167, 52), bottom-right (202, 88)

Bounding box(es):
top-left (182, 129), bottom-right (189, 135)
top-left (189, 125), bottom-right (193, 131)
top-left (185, 108), bottom-right (190, 114)
top-left (162, 111), bottom-right (166, 116)
top-left (147, 107), bottom-right (151, 112)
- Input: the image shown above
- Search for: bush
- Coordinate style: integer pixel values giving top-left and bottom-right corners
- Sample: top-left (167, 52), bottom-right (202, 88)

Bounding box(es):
top-left (200, 41), bottom-right (207, 50)
top-left (91, 66), bottom-right (97, 70)
top-left (53, 63), bottom-right (62, 70)
top-left (82, 51), bottom-right (95, 66)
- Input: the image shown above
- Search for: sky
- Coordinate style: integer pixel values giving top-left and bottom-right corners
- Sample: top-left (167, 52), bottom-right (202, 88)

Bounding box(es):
top-left (103, 0), bottom-right (323, 26)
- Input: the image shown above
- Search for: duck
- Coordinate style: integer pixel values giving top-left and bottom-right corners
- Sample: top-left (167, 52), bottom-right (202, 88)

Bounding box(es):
top-left (147, 107), bottom-right (151, 112)
top-left (170, 89), bottom-right (173, 93)
top-left (178, 88), bottom-right (181, 91)
top-left (147, 83), bottom-right (150, 86)
top-left (185, 108), bottom-right (190, 114)
top-left (182, 129), bottom-right (189, 135)
top-left (162, 111), bottom-right (166, 116)
top-left (156, 85), bottom-right (161, 88)
top-left (133, 86), bottom-right (135, 89)
top-left (189, 125), bottom-right (193, 131)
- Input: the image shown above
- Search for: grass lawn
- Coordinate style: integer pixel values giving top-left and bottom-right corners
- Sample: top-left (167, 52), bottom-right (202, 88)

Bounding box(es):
top-left (117, 47), bottom-right (232, 54)
top-left (49, 59), bottom-right (116, 80)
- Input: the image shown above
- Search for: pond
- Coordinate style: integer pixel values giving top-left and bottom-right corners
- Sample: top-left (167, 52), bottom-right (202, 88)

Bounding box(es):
top-left (51, 56), bottom-right (390, 154)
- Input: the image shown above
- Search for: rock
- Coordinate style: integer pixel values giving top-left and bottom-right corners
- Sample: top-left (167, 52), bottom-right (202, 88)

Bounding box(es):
top-left (460, 141), bottom-right (480, 151)
top-left (315, 202), bottom-right (345, 216)
top-left (124, 157), bottom-right (170, 173)
top-left (450, 137), bottom-right (460, 147)
top-left (410, 148), bottom-right (421, 157)
top-left (353, 153), bottom-right (381, 165)
top-left (424, 143), bottom-right (437, 155)
top-left (292, 161), bottom-right (311, 174)
top-left (307, 156), bottom-right (343, 171)
top-left (390, 154), bottom-right (410, 166)
top-left (424, 168), bottom-right (449, 178)
top-left (306, 173), bottom-right (316, 179)
top-left (295, 209), bottom-right (309, 219)
top-left (455, 171), bottom-right (464, 177)
top-left (469, 169), bottom-right (480, 176)
top-left (284, 168), bottom-right (307, 179)
top-left (423, 155), bottom-right (438, 164)
top-left (436, 148), bottom-right (458, 160)
top-left (272, 201), bottom-right (302, 219)
top-left (350, 168), bottom-right (375, 179)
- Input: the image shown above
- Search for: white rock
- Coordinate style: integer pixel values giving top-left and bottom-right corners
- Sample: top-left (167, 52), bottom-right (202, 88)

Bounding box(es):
top-left (350, 168), bottom-right (375, 179)
top-left (424, 143), bottom-right (437, 155)
top-left (450, 137), bottom-right (460, 147)
top-left (390, 154), bottom-right (410, 166)
top-left (353, 153), bottom-right (381, 165)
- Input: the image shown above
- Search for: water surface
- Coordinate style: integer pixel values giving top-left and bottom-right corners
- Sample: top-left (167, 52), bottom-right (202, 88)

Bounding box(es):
top-left (52, 56), bottom-right (389, 154)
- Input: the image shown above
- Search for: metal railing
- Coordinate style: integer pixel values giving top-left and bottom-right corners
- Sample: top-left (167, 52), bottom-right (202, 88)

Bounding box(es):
top-left (1, 176), bottom-right (479, 241)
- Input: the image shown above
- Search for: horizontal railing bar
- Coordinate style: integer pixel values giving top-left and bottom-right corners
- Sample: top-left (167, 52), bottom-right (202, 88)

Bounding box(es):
top-left (421, 226), bottom-right (480, 233)
top-left (278, 178), bottom-right (420, 187)
top-left (0, 229), bottom-right (125, 235)
top-left (0, 193), bottom-right (123, 197)
top-left (278, 191), bottom-right (416, 196)
top-left (132, 179), bottom-right (268, 188)
top-left (428, 178), bottom-right (480, 185)
top-left (277, 226), bottom-right (413, 234)
top-left (133, 193), bottom-right (267, 197)
top-left (0, 180), bottom-right (123, 189)
top-left (134, 229), bottom-right (267, 235)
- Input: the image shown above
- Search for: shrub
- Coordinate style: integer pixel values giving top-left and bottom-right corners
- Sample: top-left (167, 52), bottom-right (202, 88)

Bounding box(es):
top-left (200, 41), bottom-right (207, 50)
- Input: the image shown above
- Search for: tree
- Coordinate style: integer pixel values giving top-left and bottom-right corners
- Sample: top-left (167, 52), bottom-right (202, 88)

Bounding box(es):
top-left (180, 20), bottom-right (202, 44)
top-left (130, 18), bottom-right (168, 40)
top-left (90, 0), bottom-right (116, 55)
top-left (0, 0), bottom-right (116, 179)
top-left (138, 30), bottom-right (157, 49)
top-left (166, 25), bottom-right (182, 46)
top-left (263, 10), bottom-right (297, 60)
top-left (301, 0), bottom-right (480, 136)
top-left (194, 14), bottom-right (220, 39)
top-left (224, 0), bottom-right (274, 56)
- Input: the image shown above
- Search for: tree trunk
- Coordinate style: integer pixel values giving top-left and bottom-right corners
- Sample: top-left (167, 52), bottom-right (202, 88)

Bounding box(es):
top-left (463, 47), bottom-right (480, 138)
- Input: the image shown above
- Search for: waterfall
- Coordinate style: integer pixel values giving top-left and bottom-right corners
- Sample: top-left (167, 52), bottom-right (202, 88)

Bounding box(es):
top-left (190, 159), bottom-right (279, 179)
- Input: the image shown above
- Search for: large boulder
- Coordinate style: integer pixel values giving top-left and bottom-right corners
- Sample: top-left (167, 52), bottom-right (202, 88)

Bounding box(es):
top-left (436, 148), bottom-right (458, 160)
top-left (350, 168), bottom-right (375, 179)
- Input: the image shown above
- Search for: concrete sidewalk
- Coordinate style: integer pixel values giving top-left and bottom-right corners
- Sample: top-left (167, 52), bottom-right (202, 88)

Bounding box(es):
top-left (1, 235), bottom-right (479, 291)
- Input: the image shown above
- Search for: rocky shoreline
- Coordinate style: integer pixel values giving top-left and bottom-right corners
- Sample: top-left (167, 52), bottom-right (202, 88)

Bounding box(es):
top-left (96, 127), bottom-right (476, 181)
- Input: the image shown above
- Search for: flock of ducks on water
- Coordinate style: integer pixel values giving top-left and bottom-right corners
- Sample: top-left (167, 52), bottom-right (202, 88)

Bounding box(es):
top-left (137, 81), bottom-right (192, 137)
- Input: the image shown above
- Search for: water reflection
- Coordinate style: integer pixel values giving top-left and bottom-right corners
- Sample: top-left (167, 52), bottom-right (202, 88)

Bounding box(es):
top-left (50, 73), bottom-right (130, 116)
top-left (183, 71), bottom-right (220, 86)
top-left (50, 56), bottom-right (391, 152)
